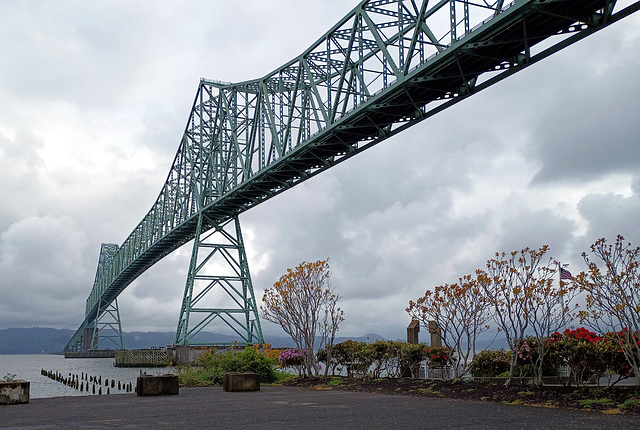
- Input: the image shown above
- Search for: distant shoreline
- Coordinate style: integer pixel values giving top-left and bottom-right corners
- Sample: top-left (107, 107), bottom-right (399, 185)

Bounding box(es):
top-left (0, 327), bottom-right (395, 354)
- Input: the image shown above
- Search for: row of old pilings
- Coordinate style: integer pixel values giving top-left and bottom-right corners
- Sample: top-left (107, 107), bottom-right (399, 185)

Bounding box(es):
top-left (41, 369), bottom-right (134, 395)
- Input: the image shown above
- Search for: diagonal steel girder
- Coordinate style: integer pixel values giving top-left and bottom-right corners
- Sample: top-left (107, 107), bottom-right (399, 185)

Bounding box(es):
top-left (66, 0), bottom-right (640, 351)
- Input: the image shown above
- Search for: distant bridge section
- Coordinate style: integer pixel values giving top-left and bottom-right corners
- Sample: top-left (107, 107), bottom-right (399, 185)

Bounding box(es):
top-left (65, 0), bottom-right (640, 351)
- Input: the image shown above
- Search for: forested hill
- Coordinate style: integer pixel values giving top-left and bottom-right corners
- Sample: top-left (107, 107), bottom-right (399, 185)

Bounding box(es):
top-left (0, 328), bottom-right (75, 354)
top-left (0, 328), bottom-right (388, 354)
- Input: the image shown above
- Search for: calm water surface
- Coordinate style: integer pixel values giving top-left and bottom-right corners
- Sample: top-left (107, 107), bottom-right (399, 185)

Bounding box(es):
top-left (0, 354), bottom-right (175, 398)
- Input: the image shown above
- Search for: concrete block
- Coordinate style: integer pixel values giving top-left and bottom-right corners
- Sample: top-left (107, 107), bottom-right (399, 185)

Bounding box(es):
top-left (167, 345), bottom-right (191, 365)
top-left (223, 372), bottom-right (260, 392)
top-left (167, 345), bottom-right (211, 365)
top-left (0, 380), bottom-right (30, 405)
top-left (136, 374), bottom-right (179, 396)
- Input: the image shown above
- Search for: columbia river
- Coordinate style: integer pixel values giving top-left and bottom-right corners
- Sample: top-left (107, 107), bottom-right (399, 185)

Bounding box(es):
top-left (0, 354), bottom-right (174, 398)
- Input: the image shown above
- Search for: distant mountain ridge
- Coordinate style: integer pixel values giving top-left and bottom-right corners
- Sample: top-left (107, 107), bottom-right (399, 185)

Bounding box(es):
top-left (0, 328), bottom-right (387, 354)
top-left (0, 328), bottom-right (75, 354)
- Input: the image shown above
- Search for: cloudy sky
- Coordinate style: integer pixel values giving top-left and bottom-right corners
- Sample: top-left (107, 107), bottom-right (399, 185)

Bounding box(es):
top-left (1, 1), bottom-right (640, 343)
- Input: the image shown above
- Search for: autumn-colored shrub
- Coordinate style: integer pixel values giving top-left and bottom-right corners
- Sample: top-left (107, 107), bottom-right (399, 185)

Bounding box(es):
top-left (261, 259), bottom-right (343, 377)
top-left (575, 236), bottom-right (640, 379)
top-left (260, 344), bottom-right (283, 366)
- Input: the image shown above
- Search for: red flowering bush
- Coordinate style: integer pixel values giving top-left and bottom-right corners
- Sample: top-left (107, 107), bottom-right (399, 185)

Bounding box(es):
top-left (425, 346), bottom-right (456, 368)
top-left (546, 327), bottom-right (608, 386)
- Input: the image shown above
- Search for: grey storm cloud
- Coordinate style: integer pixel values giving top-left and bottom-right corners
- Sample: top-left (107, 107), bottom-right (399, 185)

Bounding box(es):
top-left (0, 215), bottom-right (91, 327)
top-left (0, 1), bottom-right (639, 340)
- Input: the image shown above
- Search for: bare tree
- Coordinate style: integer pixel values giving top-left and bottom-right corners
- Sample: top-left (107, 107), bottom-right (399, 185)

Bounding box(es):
top-left (320, 288), bottom-right (344, 378)
top-left (576, 235), bottom-right (640, 384)
top-left (525, 266), bottom-right (578, 385)
top-left (261, 259), bottom-right (343, 377)
top-left (480, 246), bottom-right (571, 385)
top-left (407, 273), bottom-right (492, 379)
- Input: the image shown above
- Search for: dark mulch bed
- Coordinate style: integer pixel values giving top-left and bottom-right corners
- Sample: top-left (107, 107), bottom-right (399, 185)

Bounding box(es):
top-left (284, 376), bottom-right (640, 414)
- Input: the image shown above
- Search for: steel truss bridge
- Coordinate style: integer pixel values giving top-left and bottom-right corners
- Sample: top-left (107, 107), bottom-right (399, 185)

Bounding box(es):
top-left (65, 0), bottom-right (640, 351)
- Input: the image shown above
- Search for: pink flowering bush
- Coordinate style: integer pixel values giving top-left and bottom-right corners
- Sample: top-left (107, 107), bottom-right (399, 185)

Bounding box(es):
top-left (513, 336), bottom-right (559, 379)
top-left (278, 348), bottom-right (304, 367)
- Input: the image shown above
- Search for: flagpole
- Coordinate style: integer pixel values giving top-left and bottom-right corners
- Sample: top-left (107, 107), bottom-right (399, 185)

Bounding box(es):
top-left (558, 263), bottom-right (569, 327)
top-left (558, 262), bottom-right (565, 285)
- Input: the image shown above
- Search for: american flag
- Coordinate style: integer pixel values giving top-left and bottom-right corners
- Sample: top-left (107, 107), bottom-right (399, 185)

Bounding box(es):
top-left (560, 268), bottom-right (572, 280)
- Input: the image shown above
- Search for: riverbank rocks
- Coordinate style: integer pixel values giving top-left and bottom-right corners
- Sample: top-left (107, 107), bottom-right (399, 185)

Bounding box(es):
top-left (0, 380), bottom-right (30, 405)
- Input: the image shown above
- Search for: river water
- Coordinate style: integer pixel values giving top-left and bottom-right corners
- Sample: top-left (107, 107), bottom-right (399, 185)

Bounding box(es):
top-left (0, 354), bottom-right (175, 399)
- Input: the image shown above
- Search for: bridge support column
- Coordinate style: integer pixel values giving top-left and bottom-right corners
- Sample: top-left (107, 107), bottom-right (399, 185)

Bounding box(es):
top-left (82, 327), bottom-right (95, 351)
top-left (175, 215), bottom-right (264, 345)
top-left (89, 298), bottom-right (124, 350)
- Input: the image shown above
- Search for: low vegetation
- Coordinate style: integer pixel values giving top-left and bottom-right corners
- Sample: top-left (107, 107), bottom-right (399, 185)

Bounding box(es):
top-left (176, 340), bottom-right (640, 414)
top-left (178, 235), bottom-right (640, 416)
top-left (177, 346), bottom-right (281, 386)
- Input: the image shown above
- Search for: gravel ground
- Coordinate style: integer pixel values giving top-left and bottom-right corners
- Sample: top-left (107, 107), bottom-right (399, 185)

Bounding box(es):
top-left (1, 385), bottom-right (639, 429)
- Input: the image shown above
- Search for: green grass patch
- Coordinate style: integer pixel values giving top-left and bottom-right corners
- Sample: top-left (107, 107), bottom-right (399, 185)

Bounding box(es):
top-left (578, 398), bottom-right (616, 409)
top-left (619, 398), bottom-right (640, 410)
top-left (417, 387), bottom-right (442, 397)
top-left (327, 378), bottom-right (345, 387)
top-left (270, 371), bottom-right (296, 384)
top-left (177, 367), bottom-right (219, 387)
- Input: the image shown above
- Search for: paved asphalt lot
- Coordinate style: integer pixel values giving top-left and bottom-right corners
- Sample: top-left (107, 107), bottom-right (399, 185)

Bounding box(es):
top-left (1, 386), bottom-right (638, 429)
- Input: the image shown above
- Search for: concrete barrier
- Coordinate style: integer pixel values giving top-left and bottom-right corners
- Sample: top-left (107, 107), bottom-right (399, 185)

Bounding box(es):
top-left (136, 374), bottom-right (179, 396)
top-left (223, 372), bottom-right (260, 392)
top-left (0, 380), bottom-right (30, 405)
top-left (166, 345), bottom-right (212, 365)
